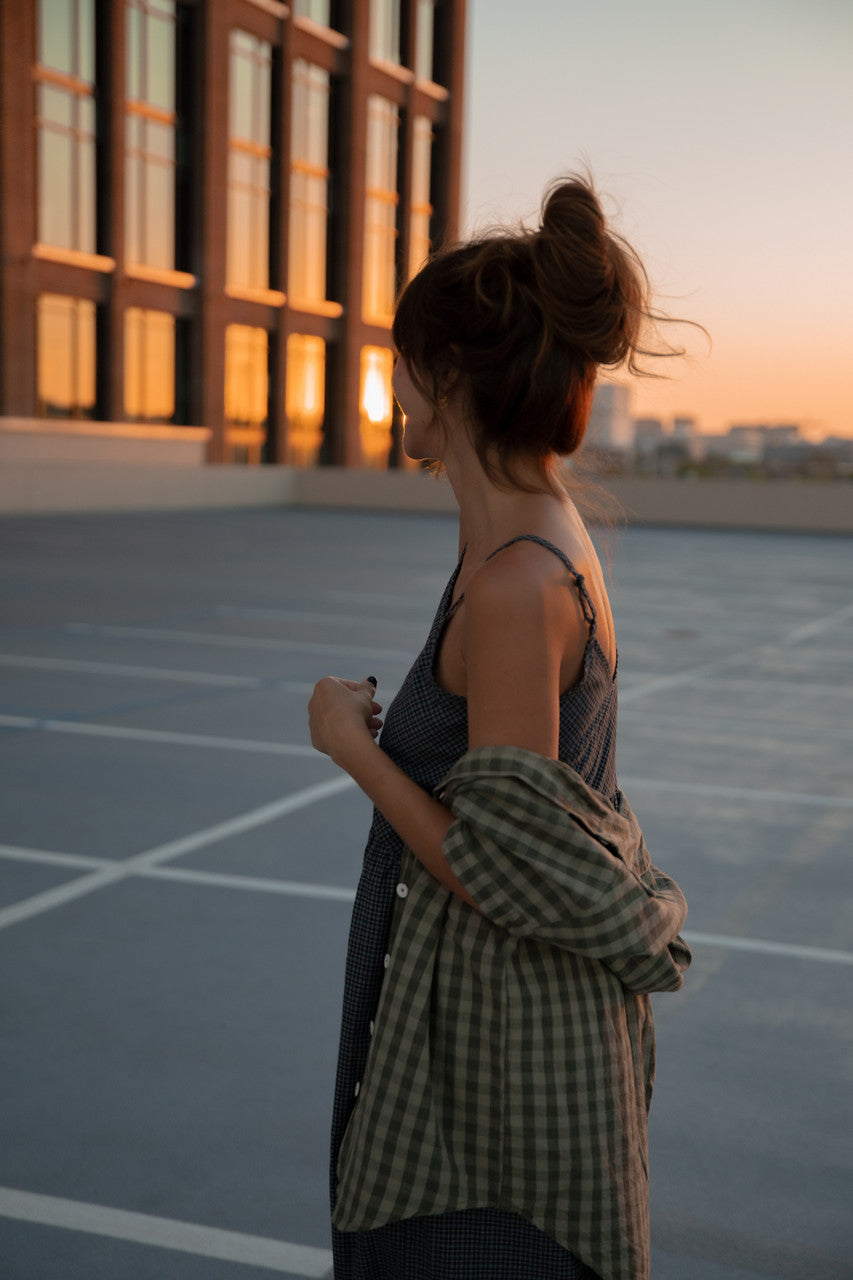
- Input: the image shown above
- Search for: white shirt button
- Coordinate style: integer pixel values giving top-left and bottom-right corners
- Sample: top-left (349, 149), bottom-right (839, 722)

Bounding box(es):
top-left (383, 952), bottom-right (391, 969)
top-left (354, 1081), bottom-right (360, 1097)
top-left (395, 882), bottom-right (409, 899)
top-left (369, 1020), bottom-right (375, 1036)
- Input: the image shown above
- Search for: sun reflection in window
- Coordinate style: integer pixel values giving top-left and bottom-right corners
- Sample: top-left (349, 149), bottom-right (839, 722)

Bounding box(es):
top-left (285, 334), bottom-right (325, 466)
top-left (225, 323), bottom-right (268, 463)
top-left (359, 345), bottom-right (393, 468)
top-left (124, 307), bottom-right (176, 422)
top-left (37, 293), bottom-right (96, 418)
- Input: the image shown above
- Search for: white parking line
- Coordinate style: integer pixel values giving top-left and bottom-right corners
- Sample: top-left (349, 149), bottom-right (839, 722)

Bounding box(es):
top-left (620, 601), bottom-right (853, 705)
top-left (140, 864), bottom-right (357, 901)
top-left (779, 601), bottom-right (853, 646)
top-left (619, 710), bottom-right (853, 743)
top-left (683, 931), bottom-right (853, 966)
top-left (0, 715), bottom-right (318, 756)
top-left (1, 844), bottom-right (850, 966)
top-left (0, 653), bottom-right (278, 688)
top-left (217, 604), bottom-right (425, 634)
top-left (0, 1186), bottom-right (332, 1277)
top-left (67, 622), bottom-right (412, 663)
top-left (0, 844), bottom-right (107, 871)
top-left (621, 776), bottom-right (853, 809)
top-left (0, 776), bottom-right (355, 933)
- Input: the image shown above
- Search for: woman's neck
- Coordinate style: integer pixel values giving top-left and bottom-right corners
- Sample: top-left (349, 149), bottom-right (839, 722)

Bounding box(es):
top-left (444, 445), bottom-right (572, 563)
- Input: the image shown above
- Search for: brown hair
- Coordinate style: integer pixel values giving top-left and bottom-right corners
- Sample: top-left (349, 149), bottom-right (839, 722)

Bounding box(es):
top-left (392, 174), bottom-right (687, 490)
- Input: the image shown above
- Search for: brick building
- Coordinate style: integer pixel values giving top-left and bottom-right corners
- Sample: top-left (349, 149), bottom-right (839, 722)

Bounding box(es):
top-left (0, 0), bottom-right (466, 467)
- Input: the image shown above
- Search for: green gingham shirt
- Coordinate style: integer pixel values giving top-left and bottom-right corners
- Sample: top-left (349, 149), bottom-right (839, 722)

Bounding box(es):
top-left (333, 746), bottom-right (691, 1280)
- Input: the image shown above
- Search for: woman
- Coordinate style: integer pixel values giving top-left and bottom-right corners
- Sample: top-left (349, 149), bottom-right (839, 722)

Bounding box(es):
top-left (309, 176), bottom-right (691, 1280)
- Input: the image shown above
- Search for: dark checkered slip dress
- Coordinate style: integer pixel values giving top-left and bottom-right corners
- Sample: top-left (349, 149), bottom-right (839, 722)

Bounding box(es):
top-left (331, 535), bottom-right (616, 1280)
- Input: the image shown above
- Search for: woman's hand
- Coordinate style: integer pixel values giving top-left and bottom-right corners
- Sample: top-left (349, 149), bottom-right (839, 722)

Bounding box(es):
top-left (308, 676), bottom-right (383, 768)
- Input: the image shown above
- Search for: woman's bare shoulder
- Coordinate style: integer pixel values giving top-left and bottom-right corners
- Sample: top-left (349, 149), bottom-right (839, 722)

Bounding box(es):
top-left (465, 533), bottom-right (584, 607)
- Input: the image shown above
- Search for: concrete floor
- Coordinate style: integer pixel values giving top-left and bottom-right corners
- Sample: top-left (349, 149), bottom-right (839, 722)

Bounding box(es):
top-left (0, 507), bottom-right (851, 1280)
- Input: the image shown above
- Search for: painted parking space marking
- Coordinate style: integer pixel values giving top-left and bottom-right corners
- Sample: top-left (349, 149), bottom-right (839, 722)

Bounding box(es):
top-left (0, 715), bottom-right (318, 756)
top-left (620, 601), bottom-right (853, 705)
top-left (0, 776), bottom-right (354, 933)
top-left (683, 931), bottom-right (853, 966)
top-left (621, 776), bottom-right (853, 809)
top-left (66, 622), bottom-right (412, 663)
top-left (779, 601), bottom-right (853, 646)
top-left (0, 1186), bottom-right (333, 1277)
top-left (217, 604), bottom-right (426, 634)
top-left (0, 843), bottom-right (850, 966)
top-left (0, 653), bottom-right (278, 688)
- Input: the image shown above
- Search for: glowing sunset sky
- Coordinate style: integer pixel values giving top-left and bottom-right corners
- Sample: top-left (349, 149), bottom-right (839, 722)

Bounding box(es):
top-left (462, 0), bottom-right (853, 438)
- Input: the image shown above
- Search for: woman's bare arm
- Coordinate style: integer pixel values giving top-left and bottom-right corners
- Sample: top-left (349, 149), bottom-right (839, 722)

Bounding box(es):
top-left (308, 555), bottom-right (586, 905)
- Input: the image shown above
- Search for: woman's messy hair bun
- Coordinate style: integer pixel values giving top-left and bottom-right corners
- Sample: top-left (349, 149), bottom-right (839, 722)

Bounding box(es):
top-left (393, 173), bottom-right (692, 489)
top-left (534, 178), bottom-right (651, 371)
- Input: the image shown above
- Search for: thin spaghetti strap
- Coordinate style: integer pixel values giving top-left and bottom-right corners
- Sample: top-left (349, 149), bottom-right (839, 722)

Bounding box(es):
top-left (484, 534), bottom-right (598, 636)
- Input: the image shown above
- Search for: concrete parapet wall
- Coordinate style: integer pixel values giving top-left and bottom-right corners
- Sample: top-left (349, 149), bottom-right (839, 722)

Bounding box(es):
top-left (603, 476), bottom-right (853, 534)
top-left (0, 458), bottom-right (850, 533)
top-left (0, 418), bottom-right (211, 466)
top-left (0, 463), bottom-right (298, 514)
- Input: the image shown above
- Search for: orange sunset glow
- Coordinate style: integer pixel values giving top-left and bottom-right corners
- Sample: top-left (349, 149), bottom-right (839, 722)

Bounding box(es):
top-left (464, 0), bottom-right (853, 442)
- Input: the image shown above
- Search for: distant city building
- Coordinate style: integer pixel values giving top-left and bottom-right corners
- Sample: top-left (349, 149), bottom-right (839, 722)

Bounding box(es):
top-left (585, 382), bottom-right (634, 453)
top-left (672, 416), bottom-right (697, 440)
top-left (0, 0), bottom-right (466, 467)
top-left (724, 423), bottom-right (803, 464)
top-left (633, 417), bottom-right (665, 454)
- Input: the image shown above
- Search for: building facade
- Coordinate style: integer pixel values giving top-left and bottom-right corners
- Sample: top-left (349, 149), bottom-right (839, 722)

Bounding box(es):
top-left (0, 0), bottom-right (466, 467)
top-left (585, 382), bottom-right (634, 455)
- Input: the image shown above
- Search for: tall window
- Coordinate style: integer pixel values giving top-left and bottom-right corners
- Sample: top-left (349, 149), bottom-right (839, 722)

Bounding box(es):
top-left (409, 117), bottom-right (433, 278)
top-left (293, 0), bottom-right (332, 23)
top-left (359, 345), bottom-right (393, 467)
top-left (124, 308), bottom-right (176, 421)
top-left (289, 61), bottom-right (331, 306)
top-left (227, 31), bottom-right (273, 293)
top-left (125, 0), bottom-right (178, 270)
top-left (363, 96), bottom-right (399, 325)
top-left (369, 0), bottom-right (400, 63)
top-left (225, 324), bottom-right (269, 462)
top-left (285, 334), bottom-right (325, 466)
top-left (36, 0), bottom-right (97, 252)
top-left (37, 294), bottom-right (97, 418)
top-left (415, 0), bottom-right (435, 81)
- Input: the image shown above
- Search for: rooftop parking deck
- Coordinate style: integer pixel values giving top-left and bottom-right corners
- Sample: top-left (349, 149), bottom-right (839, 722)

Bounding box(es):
top-left (0, 507), bottom-right (851, 1280)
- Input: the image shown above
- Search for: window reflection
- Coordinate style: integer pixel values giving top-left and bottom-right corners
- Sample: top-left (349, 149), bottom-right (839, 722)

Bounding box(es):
top-left (125, 0), bottom-right (177, 269)
top-left (409, 116), bottom-right (433, 278)
top-left (289, 61), bottom-right (331, 306)
top-left (293, 0), bottom-right (332, 24)
top-left (124, 308), bottom-right (176, 422)
top-left (36, 0), bottom-right (97, 252)
top-left (415, 0), bottom-right (435, 81)
top-left (225, 324), bottom-right (269, 463)
top-left (285, 334), bottom-right (325, 466)
top-left (369, 0), bottom-right (400, 63)
top-left (359, 345), bottom-right (394, 467)
top-left (37, 293), bottom-right (97, 418)
top-left (38, 0), bottom-right (95, 80)
top-left (227, 31), bottom-right (273, 293)
top-left (363, 95), bottom-right (399, 324)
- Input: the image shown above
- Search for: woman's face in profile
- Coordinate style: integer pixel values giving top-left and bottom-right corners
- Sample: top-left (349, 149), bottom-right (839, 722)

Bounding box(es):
top-left (393, 358), bottom-right (444, 462)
